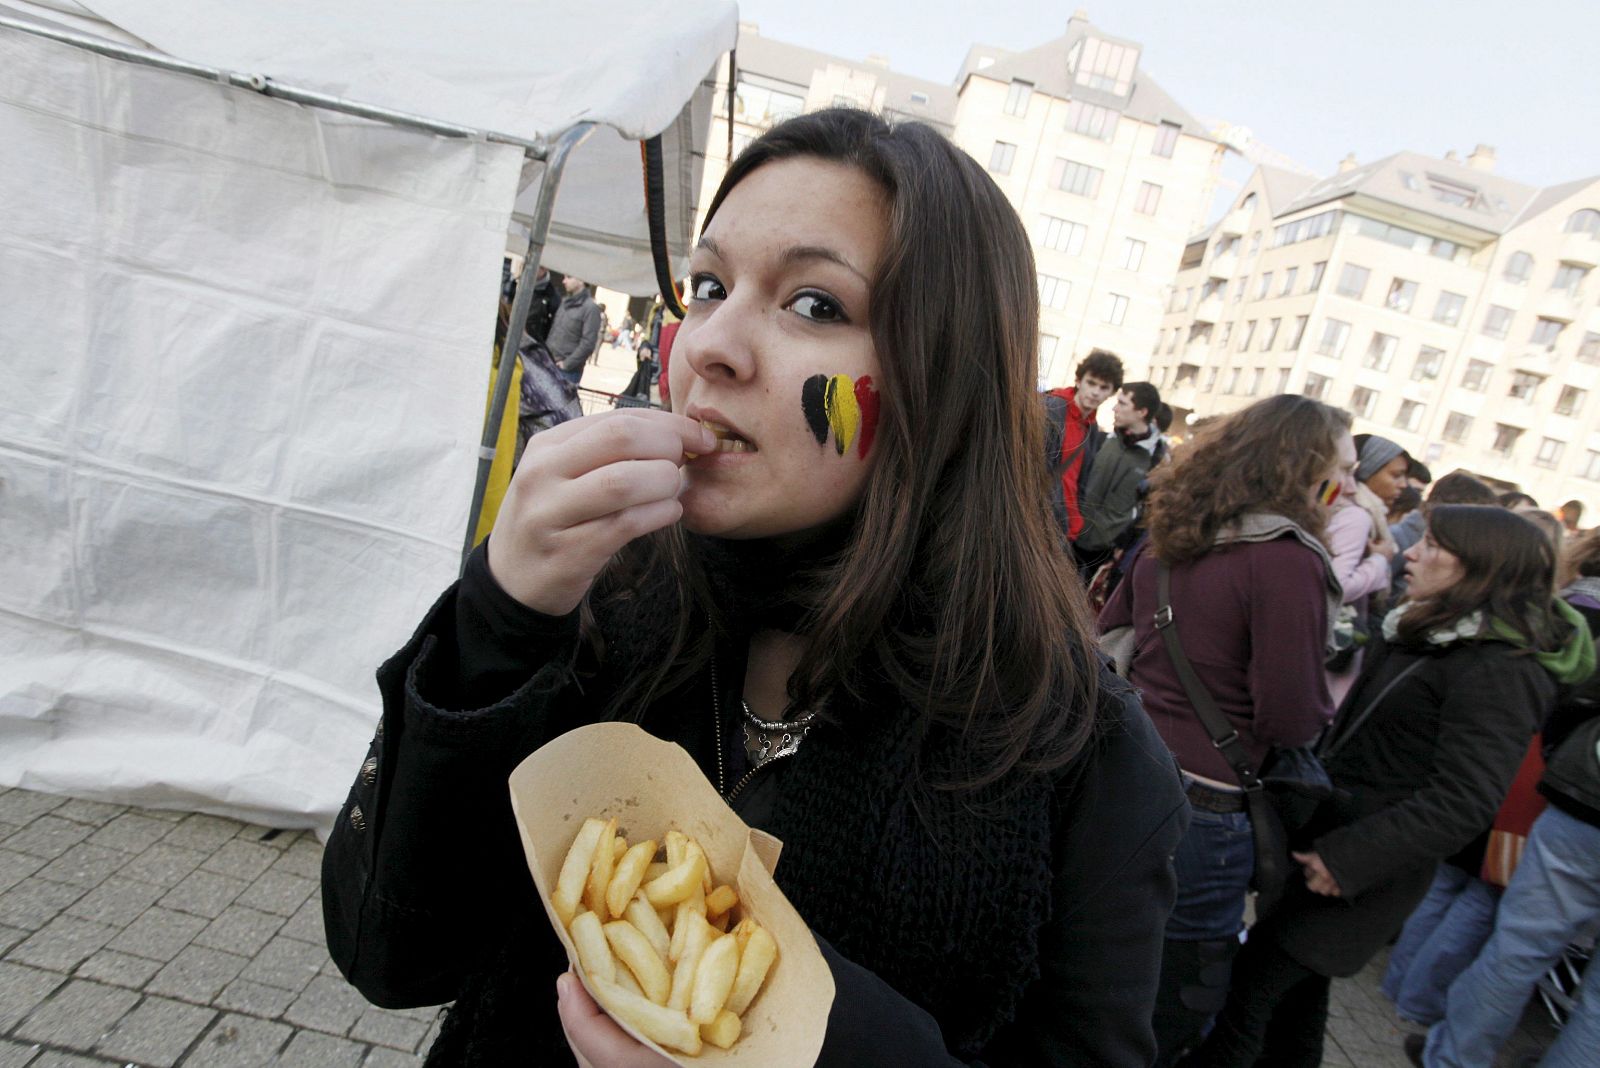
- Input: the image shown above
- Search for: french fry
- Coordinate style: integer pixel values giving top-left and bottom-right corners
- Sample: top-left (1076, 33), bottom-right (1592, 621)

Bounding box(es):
top-left (553, 818), bottom-right (606, 927)
top-left (590, 977), bottom-right (703, 1056)
top-left (668, 913), bottom-right (716, 1012)
top-left (612, 836), bottom-right (628, 862)
top-left (701, 1009), bottom-right (742, 1049)
top-left (708, 909), bottom-right (730, 932)
top-left (705, 884), bottom-right (738, 918)
top-left (643, 854), bottom-right (706, 908)
top-left (626, 894), bottom-right (671, 962)
top-left (570, 910), bottom-right (615, 984)
top-left (732, 917), bottom-right (757, 953)
top-left (664, 830), bottom-right (688, 868)
top-left (584, 818), bottom-right (618, 917)
top-left (684, 838), bottom-right (715, 895)
top-left (725, 923), bottom-right (777, 1016)
top-left (645, 860), bottom-right (670, 882)
top-left (669, 884), bottom-right (706, 961)
top-left (604, 920), bottom-right (673, 1005)
top-left (614, 963), bottom-right (645, 999)
top-left (606, 839), bottom-right (657, 919)
top-left (690, 932), bottom-right (740, 1025)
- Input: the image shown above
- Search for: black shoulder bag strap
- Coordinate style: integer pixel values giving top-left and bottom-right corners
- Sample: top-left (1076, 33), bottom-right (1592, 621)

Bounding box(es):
top-left (1317, 656), bottom-right (1426, 763)
top-left (1155, 562), bottom-right (1261, 791)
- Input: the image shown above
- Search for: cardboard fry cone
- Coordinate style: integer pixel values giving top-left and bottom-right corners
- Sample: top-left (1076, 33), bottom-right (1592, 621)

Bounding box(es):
top-left (510, 722), bottom-right (834, 1065)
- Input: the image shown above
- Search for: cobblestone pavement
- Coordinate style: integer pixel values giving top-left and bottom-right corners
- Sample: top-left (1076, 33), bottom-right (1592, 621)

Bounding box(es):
top-left (1, 786), bottom-right (1566, 1067)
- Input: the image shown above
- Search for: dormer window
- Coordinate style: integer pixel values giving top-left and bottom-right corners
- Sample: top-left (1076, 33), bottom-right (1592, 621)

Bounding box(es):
top-left (1067, 36), bottom-right (1137, 96)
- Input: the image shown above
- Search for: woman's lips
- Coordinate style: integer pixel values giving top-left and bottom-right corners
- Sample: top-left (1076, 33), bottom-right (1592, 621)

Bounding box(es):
top-left (686, 419), bottom-right (755, 459)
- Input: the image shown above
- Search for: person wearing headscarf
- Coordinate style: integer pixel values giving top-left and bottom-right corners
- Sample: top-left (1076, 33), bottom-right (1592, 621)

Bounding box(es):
top-left (1324, 435), bottom-right (1408, 705)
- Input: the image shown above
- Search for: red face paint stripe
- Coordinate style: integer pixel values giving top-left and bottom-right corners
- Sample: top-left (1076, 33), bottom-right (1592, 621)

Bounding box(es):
top-left (853, 376), bottom-right (880, 460)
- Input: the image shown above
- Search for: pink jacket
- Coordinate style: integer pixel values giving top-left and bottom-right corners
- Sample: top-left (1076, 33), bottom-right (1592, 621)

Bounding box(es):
top-left (1327, 500), bottom-right (1389, 605)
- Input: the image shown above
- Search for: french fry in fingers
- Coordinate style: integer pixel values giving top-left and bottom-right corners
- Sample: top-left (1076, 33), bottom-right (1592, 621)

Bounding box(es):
top-left (644, 853), bottom-right (707, 908)
top-left (585, 817), bottom-right (618, 917)
top-left (626, 893), bottom-right (672, 962)
top-left (604, 920), bottom-right (673, 1004)
top-left (702, 1009), bottom-right (742, 1050)
top-left (553, 818), bottom-right (605, 927)
top-left (689, 932), bottom-right (740, 1025)
top-left (726, 922), bottom-right (777, 1016)
top-left (590, 976), bottom-right (703, 1056)
top-left (607, 839), bottom-right (657, 919)
top-left (569, 910), bottom-right (615, 985)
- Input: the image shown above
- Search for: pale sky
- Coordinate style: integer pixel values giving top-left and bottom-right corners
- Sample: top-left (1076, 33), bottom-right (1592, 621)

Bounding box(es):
top-left (735, 0), bottom-right (1600, 202)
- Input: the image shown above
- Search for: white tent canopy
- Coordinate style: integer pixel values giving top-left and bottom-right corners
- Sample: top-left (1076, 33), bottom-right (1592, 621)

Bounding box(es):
top-left (0, 0), bottom-right (735, 832)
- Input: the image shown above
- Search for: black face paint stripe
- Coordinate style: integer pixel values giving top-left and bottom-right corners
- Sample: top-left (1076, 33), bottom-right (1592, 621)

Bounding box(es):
top-left (802, 374), bottom-right (830, 445)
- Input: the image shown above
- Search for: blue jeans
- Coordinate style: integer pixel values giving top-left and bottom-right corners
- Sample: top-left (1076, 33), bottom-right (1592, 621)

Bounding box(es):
top-left (1425, 806), bottom-right (1600, 1067)
top-left (1382, 864), bottom-right (1500, 1024)
top-left (1167, 805), bottom-right (1255, 941)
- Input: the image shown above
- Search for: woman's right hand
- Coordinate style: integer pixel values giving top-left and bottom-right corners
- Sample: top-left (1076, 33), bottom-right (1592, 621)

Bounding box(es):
top-left (1369, 532), bottom-right (1396, 562)
top-left (487, 410), bottom-right (717, 616)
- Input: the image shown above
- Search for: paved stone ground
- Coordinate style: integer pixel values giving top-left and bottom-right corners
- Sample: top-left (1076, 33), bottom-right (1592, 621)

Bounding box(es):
top-left (0, 786), bottom-right (1567, 1067)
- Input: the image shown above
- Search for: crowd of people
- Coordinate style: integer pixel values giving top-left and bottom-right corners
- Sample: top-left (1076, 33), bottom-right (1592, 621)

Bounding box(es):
top-left (322, 107), bottom-right (1596, 1067)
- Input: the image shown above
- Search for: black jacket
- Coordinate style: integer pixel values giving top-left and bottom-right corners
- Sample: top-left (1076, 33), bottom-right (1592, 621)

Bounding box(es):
top-left (1267, 637), bottom-right (1553, 977)
top-left (522, 275), bottom-right (562, 344)
top-left (322, 545), bottom-right (1188, 1065)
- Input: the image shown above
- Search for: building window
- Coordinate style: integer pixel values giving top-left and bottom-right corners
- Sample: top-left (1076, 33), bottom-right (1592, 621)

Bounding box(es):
top-left (1276, 368), bottom-right (1292, 394)
top-left (1064, 99), bottom-right (1119, 141)
top-left (1040, 215), bottom-right (1088, 255)
top-left (1203, 366), bottom-right (1218, 390)
top-left (1317, 319), bottom-right (1351, 357)
top-left (1239, 320), bottom-right (1257, 351)
top-left (1482, 305), bottom-right (1513, 339)
top-left (1303, 373), bottom-right (1330, 400)
top-left (1309, 261), bottom-right (1328, 291)
top-left (1557, 385), bottom-right (1587, 417)
top-left (1220, 322), bottom-right (1233, 346)
top-left (1553, 263), bottom-right (1589, 294)
top-left (1386, 278), bottom-right (1418, 313)
top-left (1234, 276), bottom-right (1247, 304)
top-left (1585, 451), bottom-right (1600, 481)
top-left (1038, 273), bottom-right (1071, 310)
top-left (1566, 209), bottom-right (1600, 236)
top-left (1430, 176), bottom-right (1478, 208)
top-left (1443, 412), bottom-right (1473, 443)
top-left (1225, 368), bottom-right (1242, 394)
top-left (988, 141), bottom-right (1017, 175)
top-left (1350, 386), bottom-right (1378, 418)
top-left (1263, 318), bottom-right (1282, 350)
top-left (1504, 251), bottom-right (1534, 284)
top-left (1072, 36), bottom-right (1137, 95)
top-left (1248, 368), bottom-right (1264, 395)
top-left (1579, 332), bottom-right (1600, 364)
top-left (1531, 318), bottom-right (1566, 349)
top-left (1169, 330), bottom-right (1181, 353)
top-left (1152, 120), bottom-right (1181, 158)
top-left (1510, 371), bottom-right (1545, 403)
top-left (1004, 79), bottom-right (1033, 117)
top-left (733, 81), bottom-right (805, 128)
top-left (1395, 400), bottom-right (1424, 432)
top-left (910, 91), bottom-right (930, 105)
top-left (1121, 237), bottom-right (1146, 271)
top-left (1240, 192), bottom-right (1258, 211)
top-left (1289, 314), bottom-right (1310, 350)
top-left (1412, 346), bottom-right (1445, 381)
top-left (1256, 272), bottom-right (1273, 300)
top-left (1335, 264), bottom-right (1370, 299)
top-left (1273, 210), bottom-right (1341, 248)
top-left (1492, 424), bottom-right (1524, 457)
top-left (1104, 293), bottom-right (1129, 325)
top-left (1363, 332), bottom-right (1399, 371)
top-left (1462, 359), bottom-right (1493, 391)
top-left (1039, 333), bottom-right (1059, 375)
top-left (1432, 291), bottom-right (1467, 326)
top-left (1134, 182), bottom-right (1163, 216)
top-left (1282, 266), bottom-right (1299, 295)
top-left (1050, 158), bottom-right (1105, 198)
top-left (1249, 231), bottom-right (1263, 255)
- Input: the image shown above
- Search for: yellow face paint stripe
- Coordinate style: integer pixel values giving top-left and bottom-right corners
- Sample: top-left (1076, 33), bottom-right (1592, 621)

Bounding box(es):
top-left (825, 373), bottom-right (861, 456)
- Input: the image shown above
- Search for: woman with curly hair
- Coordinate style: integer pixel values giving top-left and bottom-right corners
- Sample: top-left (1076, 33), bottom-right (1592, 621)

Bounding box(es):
top-left (1099, 393), bottom-right (1353, 1065)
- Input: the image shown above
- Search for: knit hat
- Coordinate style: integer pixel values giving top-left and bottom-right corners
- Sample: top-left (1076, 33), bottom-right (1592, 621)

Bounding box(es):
top-left (1356, 435), bottom-right (1407, 483)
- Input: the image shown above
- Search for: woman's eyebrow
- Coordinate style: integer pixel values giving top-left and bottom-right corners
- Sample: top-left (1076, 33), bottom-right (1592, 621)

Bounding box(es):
top-left (694, 237), bottom-right (866, 284)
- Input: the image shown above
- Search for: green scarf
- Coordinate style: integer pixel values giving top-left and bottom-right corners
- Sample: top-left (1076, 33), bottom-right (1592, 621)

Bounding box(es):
top-left (1381, 599), bottom-right (1596, 685)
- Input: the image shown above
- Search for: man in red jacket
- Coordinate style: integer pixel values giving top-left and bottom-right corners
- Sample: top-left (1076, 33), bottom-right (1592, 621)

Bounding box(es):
top-left (1044, 349), bottom-right (1124, 542)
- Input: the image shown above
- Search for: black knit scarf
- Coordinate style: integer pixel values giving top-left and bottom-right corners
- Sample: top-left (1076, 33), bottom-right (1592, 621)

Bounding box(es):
top-left (424, 535), bottom-right (1059, 1065)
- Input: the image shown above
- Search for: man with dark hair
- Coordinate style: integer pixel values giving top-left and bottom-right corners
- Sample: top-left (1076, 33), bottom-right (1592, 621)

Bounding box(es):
top-left (1074, 381), bottom-right (1166, 574)
top-left (1042, 349), bottom-right (1124, 542)
top-left (548, 275), bottom-right (603, 385)
top-left (1389, 470), bottom-right (1499, 597)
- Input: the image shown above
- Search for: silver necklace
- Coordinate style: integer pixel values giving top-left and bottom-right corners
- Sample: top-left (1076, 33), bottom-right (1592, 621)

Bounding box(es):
top-left (739, 701), bottom-right (817, 769)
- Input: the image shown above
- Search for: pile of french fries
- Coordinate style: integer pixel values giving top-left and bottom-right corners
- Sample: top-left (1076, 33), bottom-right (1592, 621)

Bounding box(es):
top-left (553, 816), bottom-right (778, 1056)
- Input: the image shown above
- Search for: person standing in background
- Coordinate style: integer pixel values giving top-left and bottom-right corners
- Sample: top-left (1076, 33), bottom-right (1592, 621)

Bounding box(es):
top-left (521, 266), bottom-right (562, 344)
top-left (1042, 350), bottom-right (1122, 546)
top-left (547, 275), bottom-right (602, 385)
top-left (1390, 472), bottom-right (1498, 601)
top-left (1074, 381), bottom-right (1167, 578)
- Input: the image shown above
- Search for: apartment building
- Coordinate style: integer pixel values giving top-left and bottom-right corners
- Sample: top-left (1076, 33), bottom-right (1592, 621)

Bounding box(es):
top-left (1150, 149), bottom-right (1600, 508)
top-left (692, 13), bottom-right (1226, 385)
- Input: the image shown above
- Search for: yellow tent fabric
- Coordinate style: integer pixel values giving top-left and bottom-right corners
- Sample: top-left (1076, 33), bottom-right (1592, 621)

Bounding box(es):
top-left (473, 348), bottom-right (521, 547)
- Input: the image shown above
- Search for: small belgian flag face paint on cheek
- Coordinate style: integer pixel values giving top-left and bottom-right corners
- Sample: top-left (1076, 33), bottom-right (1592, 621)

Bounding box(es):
top-left (1316, 479), bottom-right (1341, 506)
top-left (801, 373), bottom-right (880, 459)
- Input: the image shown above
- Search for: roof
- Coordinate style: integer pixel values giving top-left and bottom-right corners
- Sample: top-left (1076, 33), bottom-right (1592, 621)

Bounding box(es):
top-left (964, 19), bottom-right (1215, 142)
top-left (1511, 175), bottom-right (1600, 229)
top-left (735, 27), bottom-right (956, 127)
top-left (1276, 151), bottom-right (1541, 234)
top-left (1258, 165), bottom-right (1319, 214)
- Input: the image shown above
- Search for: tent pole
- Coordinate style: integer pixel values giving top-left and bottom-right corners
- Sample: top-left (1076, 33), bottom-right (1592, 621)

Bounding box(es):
top-left (461, 121), bottom-right (597, 570)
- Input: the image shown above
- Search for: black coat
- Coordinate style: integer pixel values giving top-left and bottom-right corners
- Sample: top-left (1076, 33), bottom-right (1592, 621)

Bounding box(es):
top-left (1267, 636), bottom-right (1553, 977)
top-left (321, 547), bottom-right (1188, 1065)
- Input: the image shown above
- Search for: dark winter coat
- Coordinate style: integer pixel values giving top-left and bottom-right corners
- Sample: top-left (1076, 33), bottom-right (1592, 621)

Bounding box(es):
top-left (547, 289), bottom-right (602, 371)
top-left (522, 275), bottom-right (562, 344)
top-left (321, 545), bottom-right (1188, 1066)
top-left (1074, 426), bottom-right (1167, 554)
top-left (1042, 389), bottom-right (1106, 541)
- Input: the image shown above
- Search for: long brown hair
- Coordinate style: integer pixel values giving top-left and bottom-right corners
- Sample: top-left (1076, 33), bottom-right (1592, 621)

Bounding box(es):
top-left (594, 108), bottom-right (1098, 790)
top-left (1396, 505), bottom-right (1562, 650)
top-left (1146, 394), bottom-right (1351, 564)
top-left (1559, 527), bottom-right (1600, 588)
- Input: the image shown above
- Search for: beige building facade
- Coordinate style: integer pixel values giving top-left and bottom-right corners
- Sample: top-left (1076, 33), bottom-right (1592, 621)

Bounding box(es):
top-left (1150, 150), bottom-right (1600, 509)
top-left (691, 14), bottom-right (1226, 386)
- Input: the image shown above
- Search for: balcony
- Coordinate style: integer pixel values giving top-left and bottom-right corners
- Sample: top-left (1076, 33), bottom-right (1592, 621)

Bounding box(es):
top-left (1561, 231), bottom-right (1599, 269)
top-left (1539, 290), bottom-right (1582, 323)
top-left (1193, 293), bottom-right (1223, 324)
top-left (1218, 206), bottom-right (1253, 237)
top-left (1185, 333), bottom-right (1212, 360)
top-left (1208, 248), bottom-right (1239, 279)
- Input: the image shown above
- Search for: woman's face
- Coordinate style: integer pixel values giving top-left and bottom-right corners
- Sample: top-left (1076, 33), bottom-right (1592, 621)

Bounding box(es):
top-left (1317, 431), bottom-right (1360, 510)
top-left (1403, 527), bottom-right (1466, 600)
top-left (670, 157), bottom-right (888, 539)
top-left (1365, 455), bottom-right (1411, 506)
